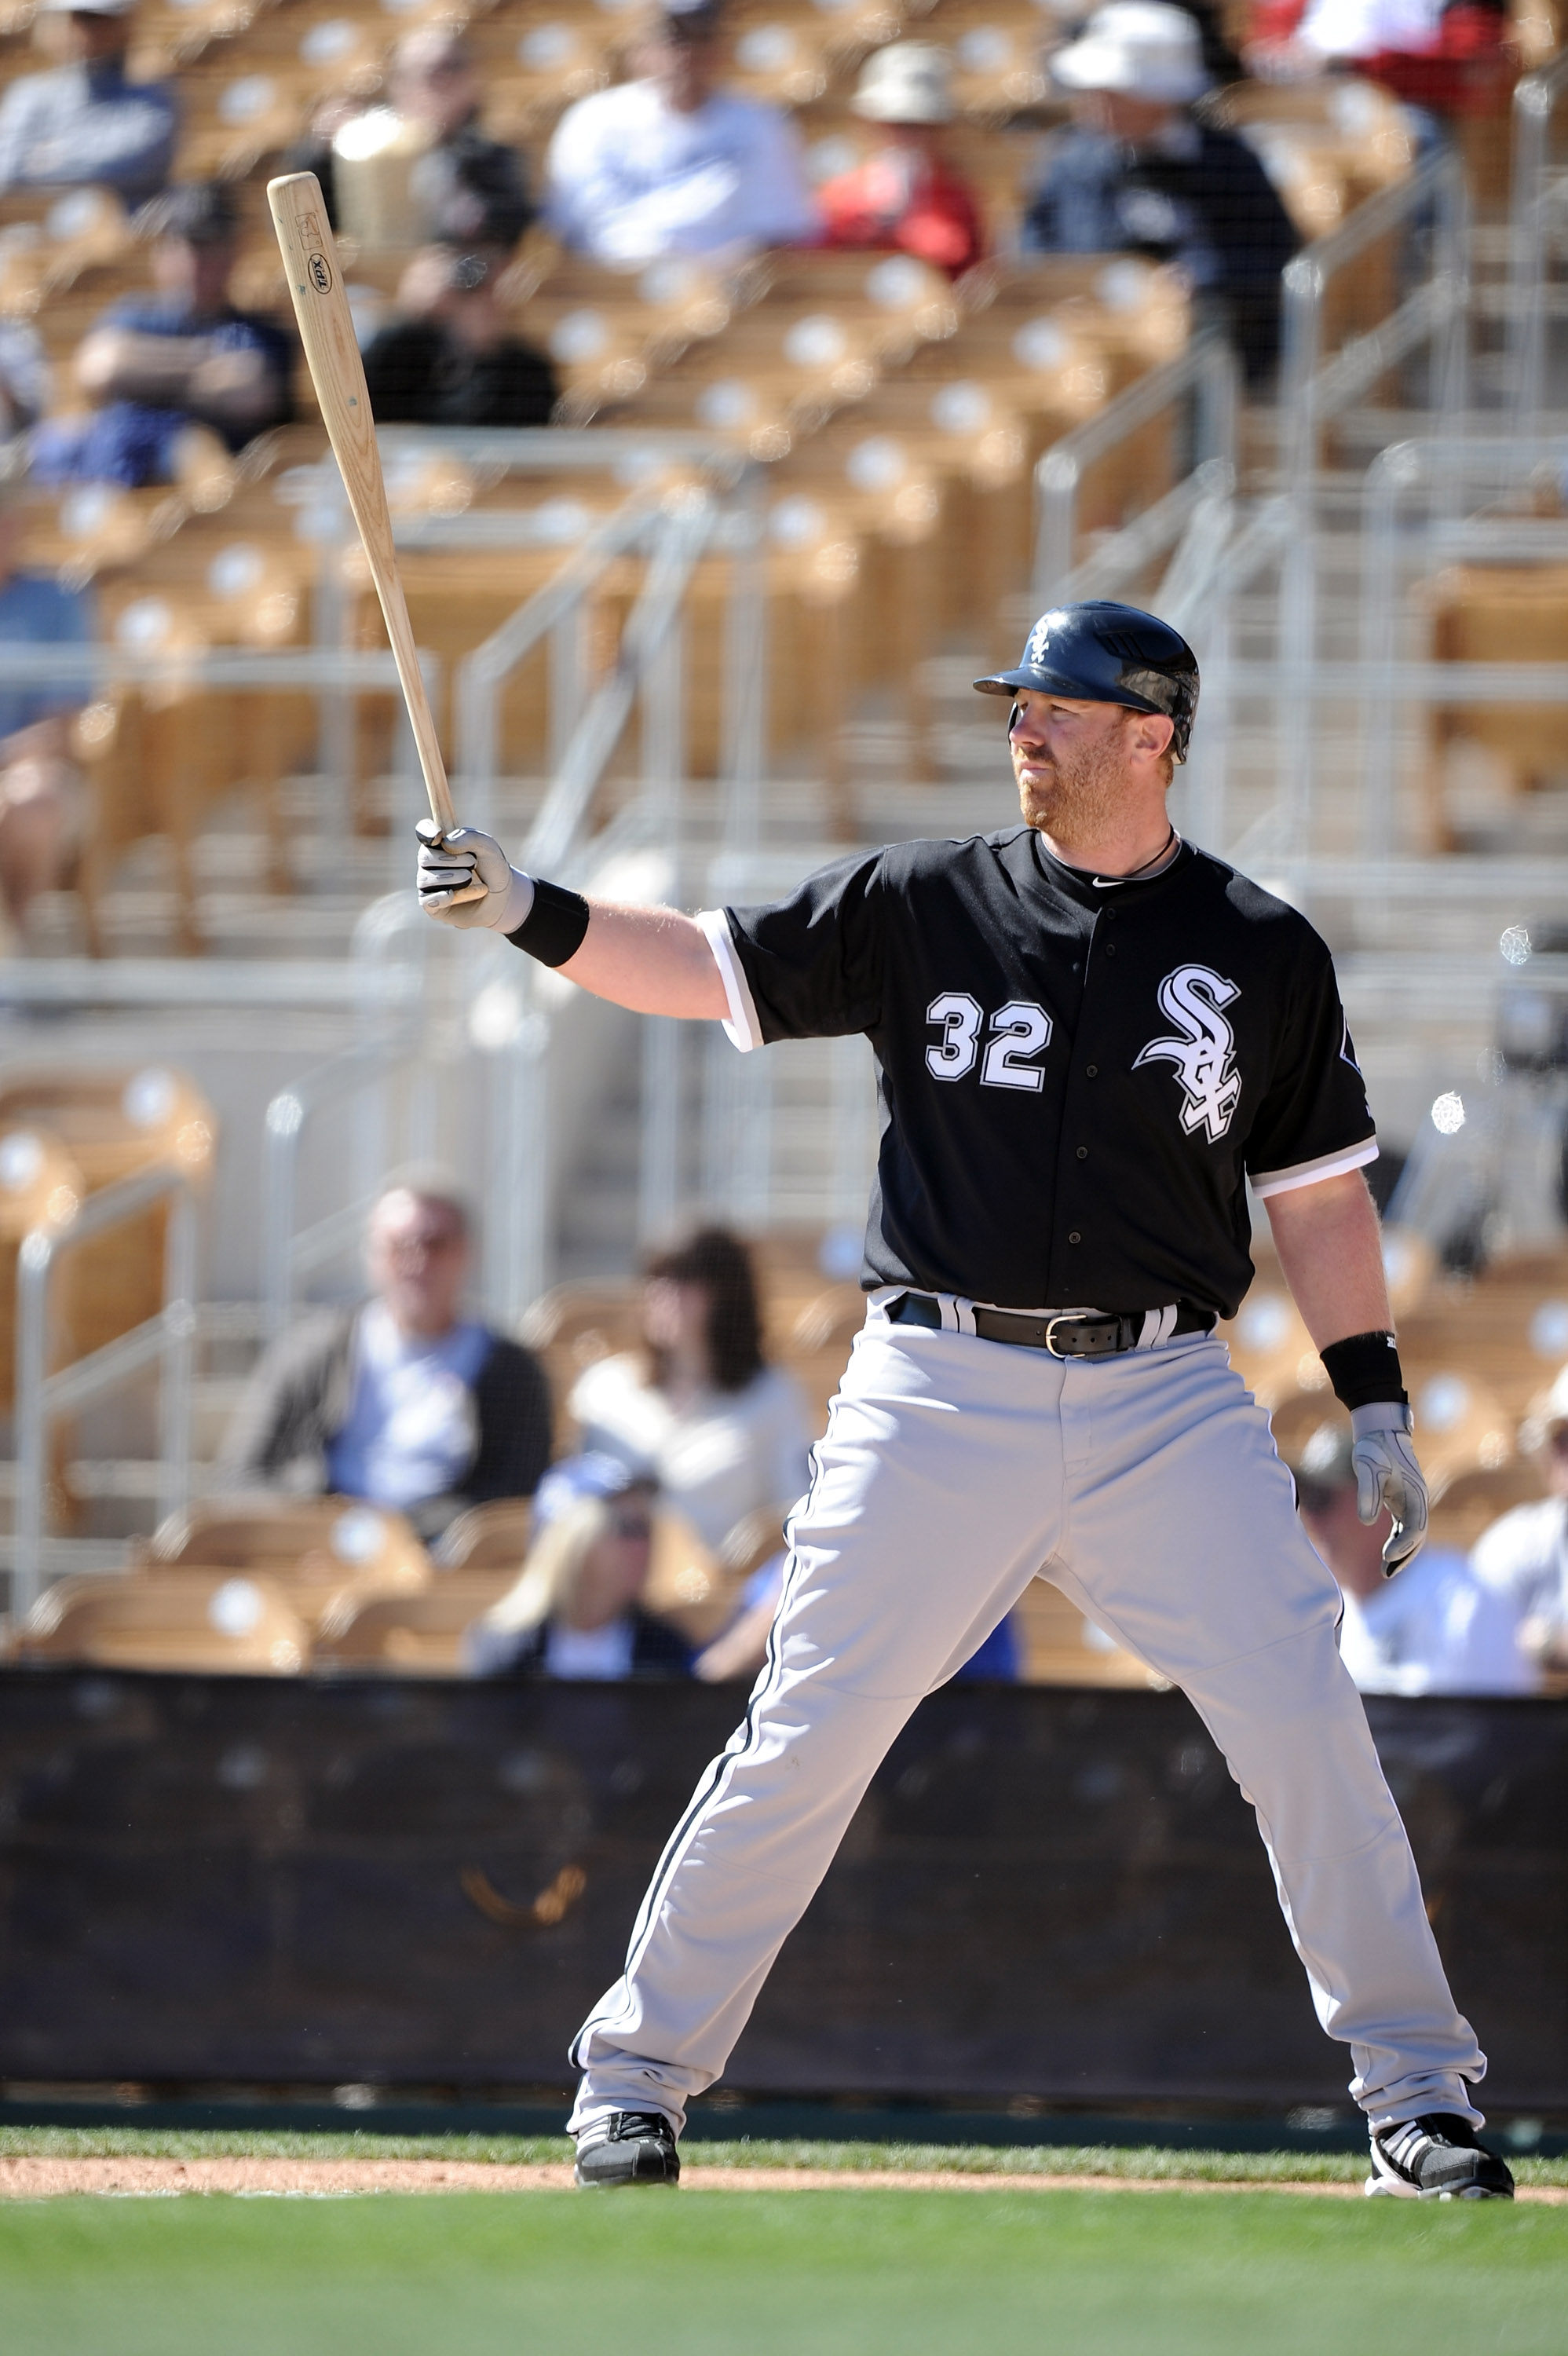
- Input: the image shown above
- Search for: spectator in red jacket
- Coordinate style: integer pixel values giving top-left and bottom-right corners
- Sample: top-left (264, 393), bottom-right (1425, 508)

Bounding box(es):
top-left (817, 43), bottom-right (985, 279)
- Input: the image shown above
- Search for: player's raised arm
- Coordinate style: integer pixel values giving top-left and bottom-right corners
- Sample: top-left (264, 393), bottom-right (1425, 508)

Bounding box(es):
top-left (415, 820), bottom-right (728, 1021)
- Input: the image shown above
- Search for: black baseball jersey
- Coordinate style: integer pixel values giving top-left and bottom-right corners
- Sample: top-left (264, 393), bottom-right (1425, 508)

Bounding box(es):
top-left (712, 831), bottom-right (1375, 1320)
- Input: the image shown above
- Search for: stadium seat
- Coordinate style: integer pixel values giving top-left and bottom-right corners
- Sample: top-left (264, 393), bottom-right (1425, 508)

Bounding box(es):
top-left (145, 1496), bottom-right (430, 1631)
top-left (1016, 1575), bottom-right (1163, 1688)
top-left (437, 1495), bottom-right (535, 1570)
top-left (0, 1123), bottom-right (87, 1413)
top-left (10, 1568), bottom-right (309, 1672)
top-left (1421, 564), bottom-right (1568, 846)
top-left (313, 1573), bottom-right (517, 1670)
top-left (0, 1067), bottom-right (216, 1389)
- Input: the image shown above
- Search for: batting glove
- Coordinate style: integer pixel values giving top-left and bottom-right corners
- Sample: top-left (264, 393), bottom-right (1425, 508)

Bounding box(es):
top-left (1350, 1402), bottom-right (1427, 1577)
top-left (415, 818), bottom-right (534, 933)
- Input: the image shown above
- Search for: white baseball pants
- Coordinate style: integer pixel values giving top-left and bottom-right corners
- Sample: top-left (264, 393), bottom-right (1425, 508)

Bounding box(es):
top-left (568, 1312), bottom-right (1486, 2136)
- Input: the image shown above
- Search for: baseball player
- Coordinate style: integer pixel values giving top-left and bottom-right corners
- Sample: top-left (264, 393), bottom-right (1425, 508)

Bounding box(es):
top-left (418, 599), bottom-right (1513, 2202)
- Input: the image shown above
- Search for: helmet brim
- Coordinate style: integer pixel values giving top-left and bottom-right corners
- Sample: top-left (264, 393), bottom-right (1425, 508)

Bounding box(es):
top-left (972, 666), bottom-right (1166, 715)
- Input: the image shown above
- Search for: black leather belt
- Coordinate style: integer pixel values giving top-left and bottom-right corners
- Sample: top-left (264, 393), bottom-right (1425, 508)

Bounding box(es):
top-left (887, 1293), bottom-right (1214, 1358)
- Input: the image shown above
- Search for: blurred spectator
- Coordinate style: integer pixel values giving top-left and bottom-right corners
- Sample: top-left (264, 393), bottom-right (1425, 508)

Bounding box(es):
top-left (0, 324), bottom-right (51, 439)
top-left (546, 0), bottom-right (818, 265)
top-left (288, 25), bottom-right (535, 250)
top-left (1471, 1366), bottom-right (1568, 1678)
top-left (569, 1225), bottom-right (811, 1562)
top-left (361, 244), bottom-right (557, 427)
top-left (1245, 0), bottom-right (1510, 121)
top-left (0, 463), bottom-right (90, 940)
top-left (1022, 0), bottom-right (1299, 384)
top-left (221, 1173), bottom-right (553, 1545)
top-left (42, 182), bottom-right (291, 488)
top-left (0, 0), bottom-right (176, 206)
top-left (1292, 1420), bottom-right (1531, 1695)
top-left (465, 1454), bottom-right (693, 1678)
top-left (817, 45), bottom-right (985, 280)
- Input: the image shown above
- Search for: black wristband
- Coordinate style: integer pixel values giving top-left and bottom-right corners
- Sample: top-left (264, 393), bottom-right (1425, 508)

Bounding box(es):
top-left (506, 877), bottom-right (590, 968)
top-left (1318, 1330), bottom-right (1407, 1413)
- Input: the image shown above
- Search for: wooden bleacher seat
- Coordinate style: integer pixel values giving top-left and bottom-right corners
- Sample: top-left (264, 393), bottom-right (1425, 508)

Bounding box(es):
top-left (1427, 1458), bottom-right (1545, 1554)
top-left (0, 1123), bottom-right (86, 1412)
top-left (1400, 1249), bottom-right (1568, 1423)
top-left (147, 1496), bottom-right (430, 1633)
top-left (0, 185), bottom-right (133, 314)
top-left (0, 1067), bottom-right (216, 1391)
top-left (1016, 1575), bottom-right (1160, 1688)
top-left (11, 1569), bottom-right (309, 1672)
top-left (438, 1495), bottom-right (534, 1570)
top-left (313, 1573), bottom-right (516, 1671)
top-left (1407, 1369), bottom-right (1515, 1502)
top-left (1420, 564), bottom-right (1568, 848)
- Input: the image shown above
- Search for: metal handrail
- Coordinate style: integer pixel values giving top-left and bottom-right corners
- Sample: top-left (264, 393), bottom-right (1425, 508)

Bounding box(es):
top-left (13, 1162), bottom-right (198, 1615)
top-left (1358, 433), bottom-right (1568, 858)
top-left (1506, 48), bottom-right (1568, 432)
top-left (1279, 144), bottom-right (1469, 489)
top-left (1031, 332), bottom-right (1237, 604)
top-left (261, 1031), bottom-right (416, 1339)
top-left (451, 487), bottom-right (663, 828)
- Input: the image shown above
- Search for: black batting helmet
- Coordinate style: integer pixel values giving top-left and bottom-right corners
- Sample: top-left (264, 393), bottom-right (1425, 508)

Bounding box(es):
top-left (974, 600), bottom-right (1199, 763)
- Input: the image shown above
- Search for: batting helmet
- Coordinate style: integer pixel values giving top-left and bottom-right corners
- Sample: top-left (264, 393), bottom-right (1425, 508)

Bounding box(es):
top-left (973, 600), bottom-right (1199, 763)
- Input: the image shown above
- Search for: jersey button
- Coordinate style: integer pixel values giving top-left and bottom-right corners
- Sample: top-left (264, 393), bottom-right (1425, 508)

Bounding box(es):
top-left (1085, 1064), bottom-right (1098, 1077)
top-left (1104, 942), bottom-right (1117, 957)
top-left (1068, 1231), bottom-right (1081, 1244)
top-left (1076, 1146), bottom-right (1088, 1159)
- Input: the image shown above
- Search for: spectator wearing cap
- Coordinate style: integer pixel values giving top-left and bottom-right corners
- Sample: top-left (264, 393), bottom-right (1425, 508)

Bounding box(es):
top-left (287, 26), bottom-right (535, 251)
top-left (817, 44), bottom-right (986, 280)
top-left (47, 181), bottom-right (291, 488)
top-left (1471, 1366), bottom-right (1568, 1680)
top-left (360, 244), bottom-right (557, 428)
top-left (0, 0), bottom-right (176, 205)
top-left (463, 1454), bottom-right (693, 1680)
top-left (0, 462), bottom-right (91, 942)
top-left (1244, 0), bottom-right (1510, 126)
top-left (1291, 1418), bottom-right (1531, 1696)
top-left (546, 0), bottom-right (819, 265)
top-left (221, 1175), bottom-right (553, 1547)
top-left (568, 1225), bottom-right (811, 1564)
top-left (1022, 1), bottom-right (1299, 384)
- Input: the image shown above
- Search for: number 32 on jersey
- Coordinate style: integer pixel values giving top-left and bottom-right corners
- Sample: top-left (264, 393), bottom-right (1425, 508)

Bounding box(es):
top-left (925, 993), bottom-right (1052, 1092)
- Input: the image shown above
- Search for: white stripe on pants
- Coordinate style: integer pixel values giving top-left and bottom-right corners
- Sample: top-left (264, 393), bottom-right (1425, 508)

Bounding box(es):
top-left (568, 1316), bottom-right (1486, 2137)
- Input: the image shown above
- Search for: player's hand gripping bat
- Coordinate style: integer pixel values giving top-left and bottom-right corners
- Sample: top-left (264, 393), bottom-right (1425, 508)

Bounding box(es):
top-left (267, 171), bottom-right (484, 899)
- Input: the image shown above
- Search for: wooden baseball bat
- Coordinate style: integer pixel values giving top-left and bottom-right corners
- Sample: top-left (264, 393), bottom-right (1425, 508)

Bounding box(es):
top-left (266, 170), bottom-right (457, 835)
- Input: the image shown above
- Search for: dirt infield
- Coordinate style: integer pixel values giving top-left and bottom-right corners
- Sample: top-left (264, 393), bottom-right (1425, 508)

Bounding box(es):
top-left (2, 2156), bottom-right (1562, 2201)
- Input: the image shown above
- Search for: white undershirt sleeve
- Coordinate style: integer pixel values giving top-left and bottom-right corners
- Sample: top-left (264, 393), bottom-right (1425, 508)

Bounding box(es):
top-left (694, 907), bottom-right (765, 1053)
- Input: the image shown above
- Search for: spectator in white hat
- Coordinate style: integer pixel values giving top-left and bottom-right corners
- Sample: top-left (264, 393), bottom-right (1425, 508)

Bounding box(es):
top-left (1022, 0), bottom-right (1297, 383)
top-left (0, 0), bottom-right (176, 205)
top-left (546, 0), bottom-right (818, 265)
top-left (1290, 1420), bottom-right (1532, 1696)
top-left (817, 43), bottom-right (985, 279)
top-left (1471, 1366), bottom-right (1568, 1680)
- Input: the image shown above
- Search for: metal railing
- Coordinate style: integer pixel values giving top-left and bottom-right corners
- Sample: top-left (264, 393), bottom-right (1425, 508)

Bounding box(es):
top-left (13, 1163), bottom-right (199, 1614)
top-left (1031, 332), bottom-right (1238, 605)
top-left (1506, 48), bottom-right (1568, 434)
top-left (1278, 141), bottom-right (1470, 492)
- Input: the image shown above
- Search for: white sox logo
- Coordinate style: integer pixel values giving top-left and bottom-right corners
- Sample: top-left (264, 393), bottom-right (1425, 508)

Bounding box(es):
top-left (1134, 965), bottom-right (1242, 1143)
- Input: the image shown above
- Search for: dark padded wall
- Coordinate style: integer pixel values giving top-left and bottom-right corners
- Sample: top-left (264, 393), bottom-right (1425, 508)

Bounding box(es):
top-left (0, 1670), bottom-right (1561, 2105)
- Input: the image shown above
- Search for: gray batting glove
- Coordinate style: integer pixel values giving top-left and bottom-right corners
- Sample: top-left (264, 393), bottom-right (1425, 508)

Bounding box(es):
top-left (415, 818), bottom-right (535, 933)
top-left (1350, 1402), bottom-right (1427, 1577)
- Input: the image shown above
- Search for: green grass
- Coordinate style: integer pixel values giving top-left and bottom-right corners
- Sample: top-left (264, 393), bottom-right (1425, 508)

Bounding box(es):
top-left (3, 2122), bottom-right (1568, 2187)
top-left (2, 2185), bottom-right (1566, 2356)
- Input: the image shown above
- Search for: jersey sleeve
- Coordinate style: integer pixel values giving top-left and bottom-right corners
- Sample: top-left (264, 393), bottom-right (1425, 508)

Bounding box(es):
top-left (698, 850), bottom-right (886, 1052)
top-left (1245, 935), bottom-right (1377, 1198)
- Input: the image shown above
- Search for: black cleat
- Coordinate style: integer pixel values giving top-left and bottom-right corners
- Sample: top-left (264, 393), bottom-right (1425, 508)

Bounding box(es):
top-left (1367, 2113), bottom-right (1514, 2201)
top-left (574, 2111), bottom-right (681, 2189)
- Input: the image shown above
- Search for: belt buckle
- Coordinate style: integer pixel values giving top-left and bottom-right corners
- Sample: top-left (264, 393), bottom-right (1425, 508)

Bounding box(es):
top-left (1044, 1315), bottom-right (1076, 1359)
